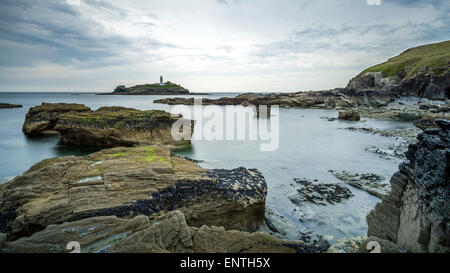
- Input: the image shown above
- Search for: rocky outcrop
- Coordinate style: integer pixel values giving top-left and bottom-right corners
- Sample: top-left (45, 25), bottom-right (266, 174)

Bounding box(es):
top-left (347, 70), bottom-right (449, 102)
top-left (327, 236), bottom-right (407, 253)
top-left (288, 178), bottom-right (353, 206)
top-left (338, 109), bottom-right (361, 121)
top-left (0, 103), bottom-right (22, 109)
top-left (0, 210), bottom-right (321, 253)
top-left (329, 171), bottom-right (390, 199)
top-left (105, 82), bottom-right (190, 95)
top-left (348, 40), bottom-right (450, 101)
top-left (366, 119), bottom-right (450, 253)
top-left (154, 91), bottom-right (331, 108)
top-left (22, 103), bottom-right (91, 135)
top-left (414, 117), bottom-right (439, 130)
top-left (263, 207), bottom-right (330, 251)
top-left (22, 103), bottom-right (193, 148)
top-left (0, 146), bottom-right (266, 240)
top-left (154, 89), bottom-right (394, 109)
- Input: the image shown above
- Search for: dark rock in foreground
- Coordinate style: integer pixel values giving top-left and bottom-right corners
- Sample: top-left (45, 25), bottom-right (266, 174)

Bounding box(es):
top-left (0, 210), bottom-right (321, 253)
top-left (366, 119), bottom-right (450, 253)
top-left (22, 103), bottom-right (193, 148)
top-left (0, 146), bottom-right (267, 240)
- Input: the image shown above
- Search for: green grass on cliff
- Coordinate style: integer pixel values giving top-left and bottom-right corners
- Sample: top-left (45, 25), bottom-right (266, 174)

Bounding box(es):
top-left (361, 40), bottom-right (450, 79)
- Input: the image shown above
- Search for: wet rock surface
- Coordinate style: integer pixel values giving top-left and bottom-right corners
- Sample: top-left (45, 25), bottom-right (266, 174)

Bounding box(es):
top-left (0, 210), bottom-right (323, 253)
top-left (22, 103), bottom-right (193, 148)
top-left (366, 119), bottom-right (450, 253)
top-left (262, 207), bottom-right (330, 251)
top-left (343, 126), bottom-right (421, 161)
top-left (288, 178), bottom-right (354, 206)
top-left (0, 146), bottom-right (267, 239)
top-left (327, 236), bottom-right (407, 253)
top-left (329, 170), bottom-right (390, 199)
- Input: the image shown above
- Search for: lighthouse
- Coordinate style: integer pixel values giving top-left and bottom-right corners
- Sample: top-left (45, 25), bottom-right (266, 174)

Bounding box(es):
top-left (160, 76), bottom-right (164, 86)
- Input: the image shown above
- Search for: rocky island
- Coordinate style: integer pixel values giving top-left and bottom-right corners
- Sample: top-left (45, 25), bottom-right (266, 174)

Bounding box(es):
top-left (22, 103), bottom-right (193, 148)
top-left (0, 103), bottom-right (22, 109)
top-left (103, 76), bottom-right (190, 95)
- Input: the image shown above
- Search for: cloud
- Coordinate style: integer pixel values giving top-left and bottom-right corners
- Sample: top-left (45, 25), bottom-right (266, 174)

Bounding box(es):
top-left (0, 0), bottom-right (449, 92)
top-left (367, 0), bottom-right (382, 6)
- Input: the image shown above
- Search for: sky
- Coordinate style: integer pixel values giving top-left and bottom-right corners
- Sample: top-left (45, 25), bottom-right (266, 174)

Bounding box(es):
top-left (0, 0), bottom-right (449, 93)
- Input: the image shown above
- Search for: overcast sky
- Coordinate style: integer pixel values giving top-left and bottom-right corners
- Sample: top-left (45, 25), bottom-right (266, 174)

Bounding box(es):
top-left (0, 0), bottom-right (449, 92)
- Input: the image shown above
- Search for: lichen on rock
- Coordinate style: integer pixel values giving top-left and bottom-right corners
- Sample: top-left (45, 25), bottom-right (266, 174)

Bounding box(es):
top-left (0, 146), bottom-right (266, 240)
top-left (22, 103), bottom-right (193, 148)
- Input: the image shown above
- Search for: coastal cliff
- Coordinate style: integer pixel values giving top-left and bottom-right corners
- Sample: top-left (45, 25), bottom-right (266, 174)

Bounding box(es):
top-left (348, 40), bottom-right (450, 101)
top-left (366, 119), bottom-right (449, 253)
top-left (155, 41), bottom-right (450, 111)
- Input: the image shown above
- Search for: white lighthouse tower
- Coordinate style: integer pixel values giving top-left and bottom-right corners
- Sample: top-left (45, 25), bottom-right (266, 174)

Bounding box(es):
top-left (160, 76), bottom-right (164, 86)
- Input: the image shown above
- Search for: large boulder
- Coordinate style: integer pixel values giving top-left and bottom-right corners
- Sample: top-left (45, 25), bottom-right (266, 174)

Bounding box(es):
top-left (366, 119), bottom-right (450, 253)
top-left (22, 103), bottom-right (193, 148)
top-left (0, 146), bottom-right (267, 239)
top-left (338, 109), bottom-right (361, 121)
top-left (0, 210), bottom-right (320, 253)
top-left (22, 103), bottom-right (91, 135)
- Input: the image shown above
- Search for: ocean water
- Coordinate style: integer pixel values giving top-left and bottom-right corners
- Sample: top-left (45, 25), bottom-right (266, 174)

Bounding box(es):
top-left (0, 92), bottom-right (414, 243)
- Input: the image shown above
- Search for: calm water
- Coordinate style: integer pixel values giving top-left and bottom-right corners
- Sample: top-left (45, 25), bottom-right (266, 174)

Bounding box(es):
top-left (0, 92), bottom-right (414, 243)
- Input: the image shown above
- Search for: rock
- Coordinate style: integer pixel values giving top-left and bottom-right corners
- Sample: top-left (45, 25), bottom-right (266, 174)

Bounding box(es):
top-left (413, 117), bottom-right (438, 130)
top-left (0, 232), bottom-right (5, 247)
top-left (329, 171), bottom-right (390, 199)
top-left (0, 146), bottom-right (267, 239)
top-left (366, 120), bottom-right (450, 252)
top-left (347, 41), bottom-right (450, 101)
top-left (189, 225), bottom-right (322, 253)
top-left (22, 103), bottom-right (91, 135)
top-left (324, 95), bottom-right (353, 109)
top-left (398, 112), bottom-right (421, 122)
top-left (22, 103), bottom-right (193, 148)
top-left (338, 109), bottom-right (361, 121)
top-left (264, 208), bottom-right (298, 240)
top-left (288, 178), bottom-right (353, 206)
top-left (297, 228), bottom-right (330, 251)
top-left (327, 236), bottom-right (407, 253)
top-left (1, 210), bottom-right (322, 253)
top-left (0, 103), bottom-right (22, 109)
top-left (435, 119), bottom-right (450, 131)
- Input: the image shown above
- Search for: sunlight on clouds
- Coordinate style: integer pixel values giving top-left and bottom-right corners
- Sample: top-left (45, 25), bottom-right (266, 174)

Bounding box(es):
top-left (0, 0), bottom-right (448, 92)
top-left (367, 0), bottom-right (381, 6)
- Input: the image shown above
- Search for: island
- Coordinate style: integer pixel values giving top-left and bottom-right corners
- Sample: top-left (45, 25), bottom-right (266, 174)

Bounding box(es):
top-left (0, 103), bottom-right (22, 109)
top-left (101, 76), bottom-right (192, 95)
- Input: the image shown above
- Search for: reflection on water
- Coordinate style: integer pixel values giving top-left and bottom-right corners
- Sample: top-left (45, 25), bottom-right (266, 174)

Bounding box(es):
top-left (0, 92), bottom-right (413, 243)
